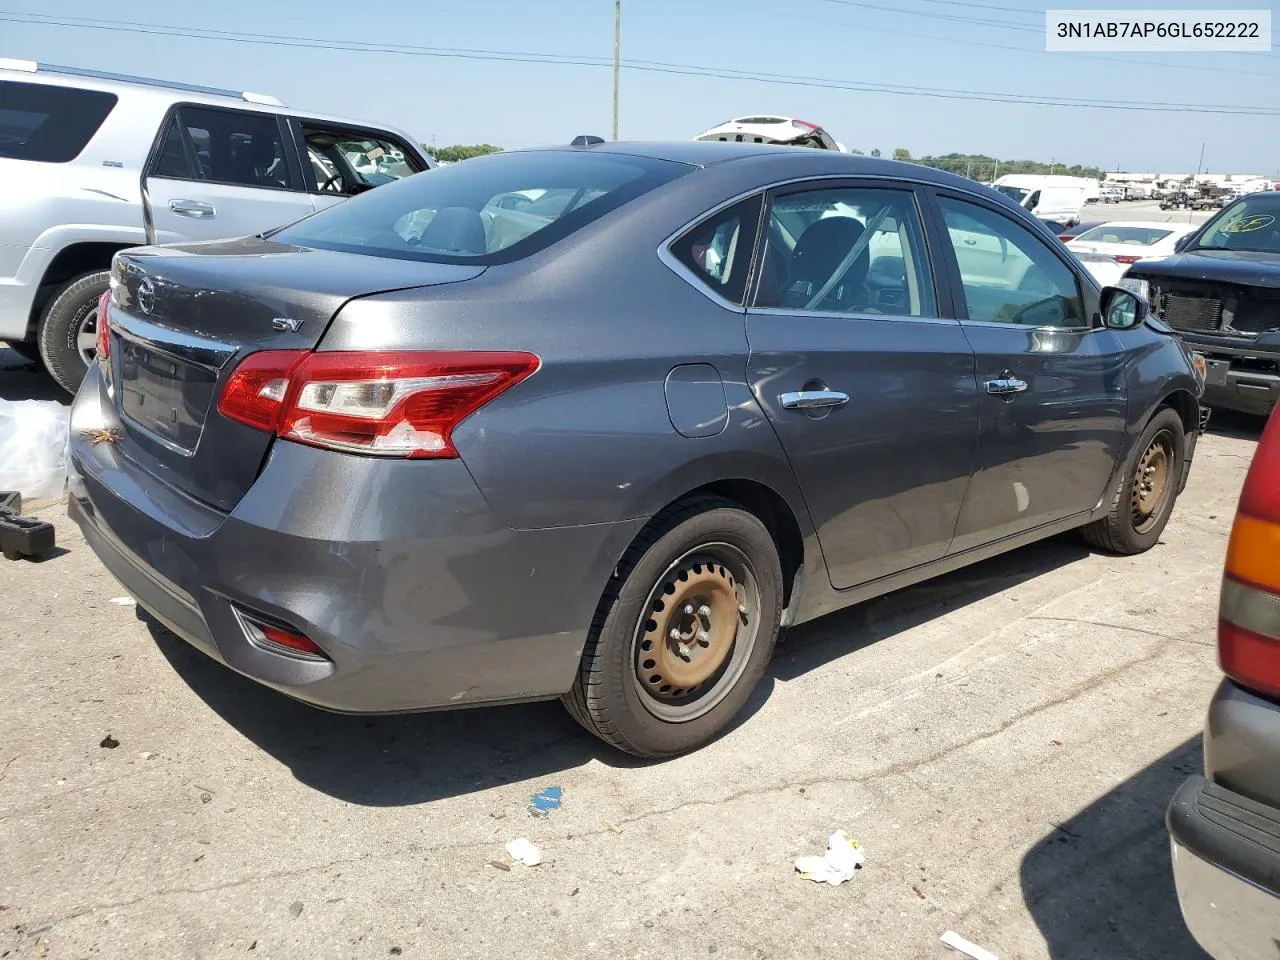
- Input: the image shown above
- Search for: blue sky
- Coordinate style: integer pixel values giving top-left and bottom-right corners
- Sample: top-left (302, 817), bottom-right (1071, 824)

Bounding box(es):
top-left (5, 0), bottom-right (1278, 173)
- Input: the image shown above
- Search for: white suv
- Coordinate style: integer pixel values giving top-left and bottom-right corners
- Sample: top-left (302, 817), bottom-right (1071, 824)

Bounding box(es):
top-left (0, 58), bottom-right (434, 393)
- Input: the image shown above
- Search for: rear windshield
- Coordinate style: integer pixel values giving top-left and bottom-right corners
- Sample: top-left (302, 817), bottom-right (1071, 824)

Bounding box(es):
top-left (271, 150), bottom-right (690, 264)
top-left (994, 185), bottom-right (1029, 203)
top-left (0, 80), bottom-right (118, 163)
top-left (1073, 225), bottom-right (1173, 245)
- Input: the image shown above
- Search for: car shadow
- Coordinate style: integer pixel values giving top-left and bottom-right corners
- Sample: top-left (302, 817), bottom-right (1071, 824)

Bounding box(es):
top-left (0, 347), bottom-right (68, 404)
top-left (142, 533), bottom-right (1092, 807)
top-left (1020, 736), bottom-right (1209, 960)
top-left (1204, 406), bottom-right (1266, 441)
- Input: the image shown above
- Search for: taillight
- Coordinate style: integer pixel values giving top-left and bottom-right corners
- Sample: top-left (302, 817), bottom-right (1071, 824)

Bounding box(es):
top-left (217, 350), bottom-right (540, 459)
top-left (95, 289), bottom-right (111, 360)
top-left (1058, 233), bottom-right (1074, 242)
top-left (1114, 254), bottom-right (1142, 264)
top-left (1219, 409), bottom-right (1280, 696)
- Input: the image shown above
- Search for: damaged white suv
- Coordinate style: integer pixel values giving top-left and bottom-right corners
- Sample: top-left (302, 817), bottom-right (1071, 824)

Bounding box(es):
top-left (0, 58), bottom-right (433, 393)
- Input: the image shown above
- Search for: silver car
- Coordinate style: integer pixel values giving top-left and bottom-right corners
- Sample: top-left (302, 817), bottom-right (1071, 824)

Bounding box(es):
top-left (69, 142), bottom-right (1204, 757)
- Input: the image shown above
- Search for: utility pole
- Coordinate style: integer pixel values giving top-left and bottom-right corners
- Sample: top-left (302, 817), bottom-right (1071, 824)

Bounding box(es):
top-left (1195, 140), bottom-right (1206, 180)
top-left (993, 159), bottom-right (999, 181)
top-left (965, 159), bottom-right (972, 180)
top-left (1049, 158), bottom-right (1056, 175)
top-left (612, 0), bottom-right (621, 141)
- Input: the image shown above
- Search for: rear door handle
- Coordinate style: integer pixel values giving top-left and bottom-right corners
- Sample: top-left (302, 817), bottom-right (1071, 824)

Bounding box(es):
top-left (169, 199), bottom-right (215, 219)
top-left (985, 375), bottom-right (1028, 397)
top-left (780, 389), bottom-right (850, 410)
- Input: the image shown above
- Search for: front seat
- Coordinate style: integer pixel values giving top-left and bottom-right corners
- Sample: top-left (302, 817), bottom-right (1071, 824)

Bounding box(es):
top-left (779, 217), bottom-right (869, 312)
top-left (419, 206), bottom-right (487, 255)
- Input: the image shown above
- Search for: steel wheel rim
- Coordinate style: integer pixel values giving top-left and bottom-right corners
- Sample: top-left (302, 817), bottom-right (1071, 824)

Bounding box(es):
top-left (630, 542), bottom-right (761, 723)
top-left (1131, 428), bottom-right (1173, 534)
top-left (76, 306), bottom-right (99, 367)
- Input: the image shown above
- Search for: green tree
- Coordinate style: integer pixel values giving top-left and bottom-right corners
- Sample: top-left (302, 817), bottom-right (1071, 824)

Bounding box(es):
top-left (424, 144), bottom-right (503, 163)
top-left (892, 147), bottom-right (912, 161)
top-left (869, 148), bottom-right (881, 158)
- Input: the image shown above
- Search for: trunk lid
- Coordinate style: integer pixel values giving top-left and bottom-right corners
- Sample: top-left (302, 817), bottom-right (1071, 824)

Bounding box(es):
top-left (105, 236), bottom-right (484, 511)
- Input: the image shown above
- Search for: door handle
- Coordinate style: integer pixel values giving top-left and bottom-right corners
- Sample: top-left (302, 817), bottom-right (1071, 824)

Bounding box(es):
top-left (168, 199), bottom-right (215, 219)
top-left (985, 375), bottom-right (1029, 397)
top-left (780, 389), bottom-right (850, 410)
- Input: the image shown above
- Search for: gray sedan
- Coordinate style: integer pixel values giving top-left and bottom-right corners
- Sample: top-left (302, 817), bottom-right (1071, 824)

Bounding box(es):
top-left (68, 142), bottom-right (1205, 757)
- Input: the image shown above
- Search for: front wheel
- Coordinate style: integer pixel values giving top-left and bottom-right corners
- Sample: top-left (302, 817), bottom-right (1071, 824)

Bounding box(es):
top-left (563, 496), bottom-right (783, 758)
top-left (1081, 408), bottom-right (1185, 555)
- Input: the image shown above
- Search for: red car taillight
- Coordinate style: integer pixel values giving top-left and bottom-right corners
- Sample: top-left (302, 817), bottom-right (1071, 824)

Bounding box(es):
top-left (217, 350), bottom-right (540, 459)
top-left (1219, 409), bottom-right (1280, 697)
top-left (95, 289), bottom-right (111, 360)
top-left (1114, 254), bottom-right (1142, 265)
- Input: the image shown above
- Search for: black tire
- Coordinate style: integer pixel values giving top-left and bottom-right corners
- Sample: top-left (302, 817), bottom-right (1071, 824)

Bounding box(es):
top-left (564, 496), bottom-right (784, 758)
top-left (38, 270), bottom-right (110, 395)
top-left (1081, 408), bottom-right (1185, 555)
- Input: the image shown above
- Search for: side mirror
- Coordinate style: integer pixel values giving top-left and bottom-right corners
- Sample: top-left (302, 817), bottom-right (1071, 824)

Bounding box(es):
top-left (1174, 234), bottom-right (1195, 253)
top-left (1100, 286), bottom-right (1149, 331)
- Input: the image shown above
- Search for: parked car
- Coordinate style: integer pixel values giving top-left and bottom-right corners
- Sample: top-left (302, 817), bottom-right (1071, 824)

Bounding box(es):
top-left (1167, 406), bottom-right (1280, 958)
top-left (68, 143), bottom-right (1205, 758)
top-left (991, 175), bottom-right (1089, 225)
top-left (1123, 191), bottom-right (1280, 416)
top-left (0, 58), bottom-right (434, 393)
top-left (1099, 185), bottom-right (1124, 204)
top-left (1067, 221), bottom-right (1199, 287)
top-left (1161, 191), bottom-right (1193, 210)
top-left (695, 116), bottom-right (846, 152)
top-left (1041, 219), bottom-right (1103, 243)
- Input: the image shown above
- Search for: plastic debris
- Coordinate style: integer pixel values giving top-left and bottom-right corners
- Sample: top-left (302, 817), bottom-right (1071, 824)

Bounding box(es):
top-left (109, 596), bottom-right (136, 605)
top-left (794, 830), bottom-right (864, 885)
top-left (99, 734), bottom-right (119, 749)
top-left (0, 399), bottom-right (70, 501)
top-left (940, 930), bottom-right (998, 960)
top-left (529, 785), bottom-right (563, 816)
top-left (506, 837), bottom-right (542, 866)
top-left (288, 901), bottom-right (304, 918)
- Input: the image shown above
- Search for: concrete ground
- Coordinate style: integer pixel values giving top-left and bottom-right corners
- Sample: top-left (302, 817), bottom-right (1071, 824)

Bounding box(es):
top-left (0, 348), bottom-right (1261, 960)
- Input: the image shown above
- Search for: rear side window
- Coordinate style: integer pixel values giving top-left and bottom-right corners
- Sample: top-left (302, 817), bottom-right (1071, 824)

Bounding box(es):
top-left (271, 150), bottom-right (690, 264)
top-left (669, 196), bottom-right (761, 305)
top-left (150, 107), bottom-right (300, 191)
top-left (0, 80), bottom-right (117, 163)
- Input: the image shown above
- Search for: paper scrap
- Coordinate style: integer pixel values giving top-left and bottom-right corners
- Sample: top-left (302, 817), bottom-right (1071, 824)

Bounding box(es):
top-left (794, 829), bottom-right (864, 886)
top-left (505, 837), bottom-right (542, 866)
top-left (940, 930), bottom-right (998, 960)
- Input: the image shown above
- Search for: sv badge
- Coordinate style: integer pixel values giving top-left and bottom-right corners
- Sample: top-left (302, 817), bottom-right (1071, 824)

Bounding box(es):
top-left (271, 317), bottom-right (303, 332)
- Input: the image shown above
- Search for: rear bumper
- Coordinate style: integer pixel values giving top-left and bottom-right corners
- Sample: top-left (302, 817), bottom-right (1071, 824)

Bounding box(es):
top-left (68, 366), bottom-right (644, 713)
top-left (1167, 776), bottom-right (1280, 960)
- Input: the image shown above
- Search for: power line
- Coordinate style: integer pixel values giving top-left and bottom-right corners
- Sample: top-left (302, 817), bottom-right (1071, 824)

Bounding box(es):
top-left (4, 11), bottom-right (1280, 117)
top-left (821, 0), bottom-right (1041, 33)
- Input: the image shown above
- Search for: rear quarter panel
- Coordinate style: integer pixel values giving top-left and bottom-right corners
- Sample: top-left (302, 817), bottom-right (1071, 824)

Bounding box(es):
top-left (317, 162), bottom-right (818, 537)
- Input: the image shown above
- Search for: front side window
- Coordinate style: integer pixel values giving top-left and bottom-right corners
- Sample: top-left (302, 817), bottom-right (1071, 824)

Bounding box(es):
top-left (939, 196), bottom-right (1085, 329)
top-left (754, 186), bottom-right (936, 317)
top-left (153, 107), bottom-right (299, 191)
top-left (302, 124), bottom-right (421, 195)
top-left (669, 196), bottom-right (761, 305)
top-left (1194, 194), bottom-right (1280, 254)
top-left (0, 80), bottom-right (117, 163)
top-left (271, 150), bottom-right (690, 264)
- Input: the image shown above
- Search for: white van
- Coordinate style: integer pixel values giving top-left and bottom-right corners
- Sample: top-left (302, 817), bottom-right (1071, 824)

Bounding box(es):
top-left (990, 175), bottom-right (1091, 224)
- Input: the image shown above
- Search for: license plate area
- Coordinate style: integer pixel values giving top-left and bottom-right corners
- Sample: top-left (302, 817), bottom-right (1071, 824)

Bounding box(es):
top-left (118, 341), bottom-right (218, 455)
top-left (1204, 358), bottom-right (1230, 387)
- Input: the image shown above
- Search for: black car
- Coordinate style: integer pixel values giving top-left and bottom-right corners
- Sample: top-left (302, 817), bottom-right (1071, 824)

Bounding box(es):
top-left (1124, 191), bottom-right (1280, 416)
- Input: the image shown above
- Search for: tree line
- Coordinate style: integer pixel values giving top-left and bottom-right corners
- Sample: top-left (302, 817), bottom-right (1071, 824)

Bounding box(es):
top-left (846, 148), bottom-right (1104, 181)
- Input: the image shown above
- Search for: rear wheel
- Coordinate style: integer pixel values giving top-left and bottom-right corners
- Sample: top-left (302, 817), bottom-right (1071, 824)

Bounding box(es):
top-left (564, 496), bottom-right (783, 758)
top-left (38, 270), bottom-right (110, 395)
top-left (1081, 408), bottom-right (1185, 555)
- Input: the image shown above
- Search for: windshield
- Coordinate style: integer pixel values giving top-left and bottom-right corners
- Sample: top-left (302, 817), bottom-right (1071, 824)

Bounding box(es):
top-left (272, 150), bottom-right (689, 264)
top-left (994, 185), bottom-right (1029, 204)
top-left (1073, 226), bottom-right (1173, 246)
top-left (1195, 194), bottom-right (1280, 254)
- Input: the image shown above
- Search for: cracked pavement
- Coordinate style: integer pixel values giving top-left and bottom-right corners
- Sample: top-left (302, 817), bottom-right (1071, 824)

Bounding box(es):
top-left (0, 357), bottom-right (1254, 958)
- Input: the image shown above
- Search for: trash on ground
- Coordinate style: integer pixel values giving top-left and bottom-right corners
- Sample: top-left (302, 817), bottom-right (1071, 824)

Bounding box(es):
top-left (99, 734), bottom-right (119, 749)
top-left (506, 837), bottom-right (542, 866)
top-left (288, 901), bottom-right (304, 918)
top-left (109, 596), bottom-right (136, 606)
top-left (795, 829), bottom-right (864, 886)
top-left (487, 859), bottom-right (512, 872)
top-left (940, 930), bottom-right (998, 960)
top-left (529, 785), bottom-right (563, 816)
top-left (0, 399), bottom-right (70, 501)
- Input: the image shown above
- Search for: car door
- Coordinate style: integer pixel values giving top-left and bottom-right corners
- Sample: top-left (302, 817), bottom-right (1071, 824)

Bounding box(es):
top-left (930, 191), bottom-right (1129, 553)
top-left (744, 181), bottom-right (979, 590)
top-left (145, 105), bottom-right (313, 245)
top-left (290, 119), bottom-right (427, 214)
